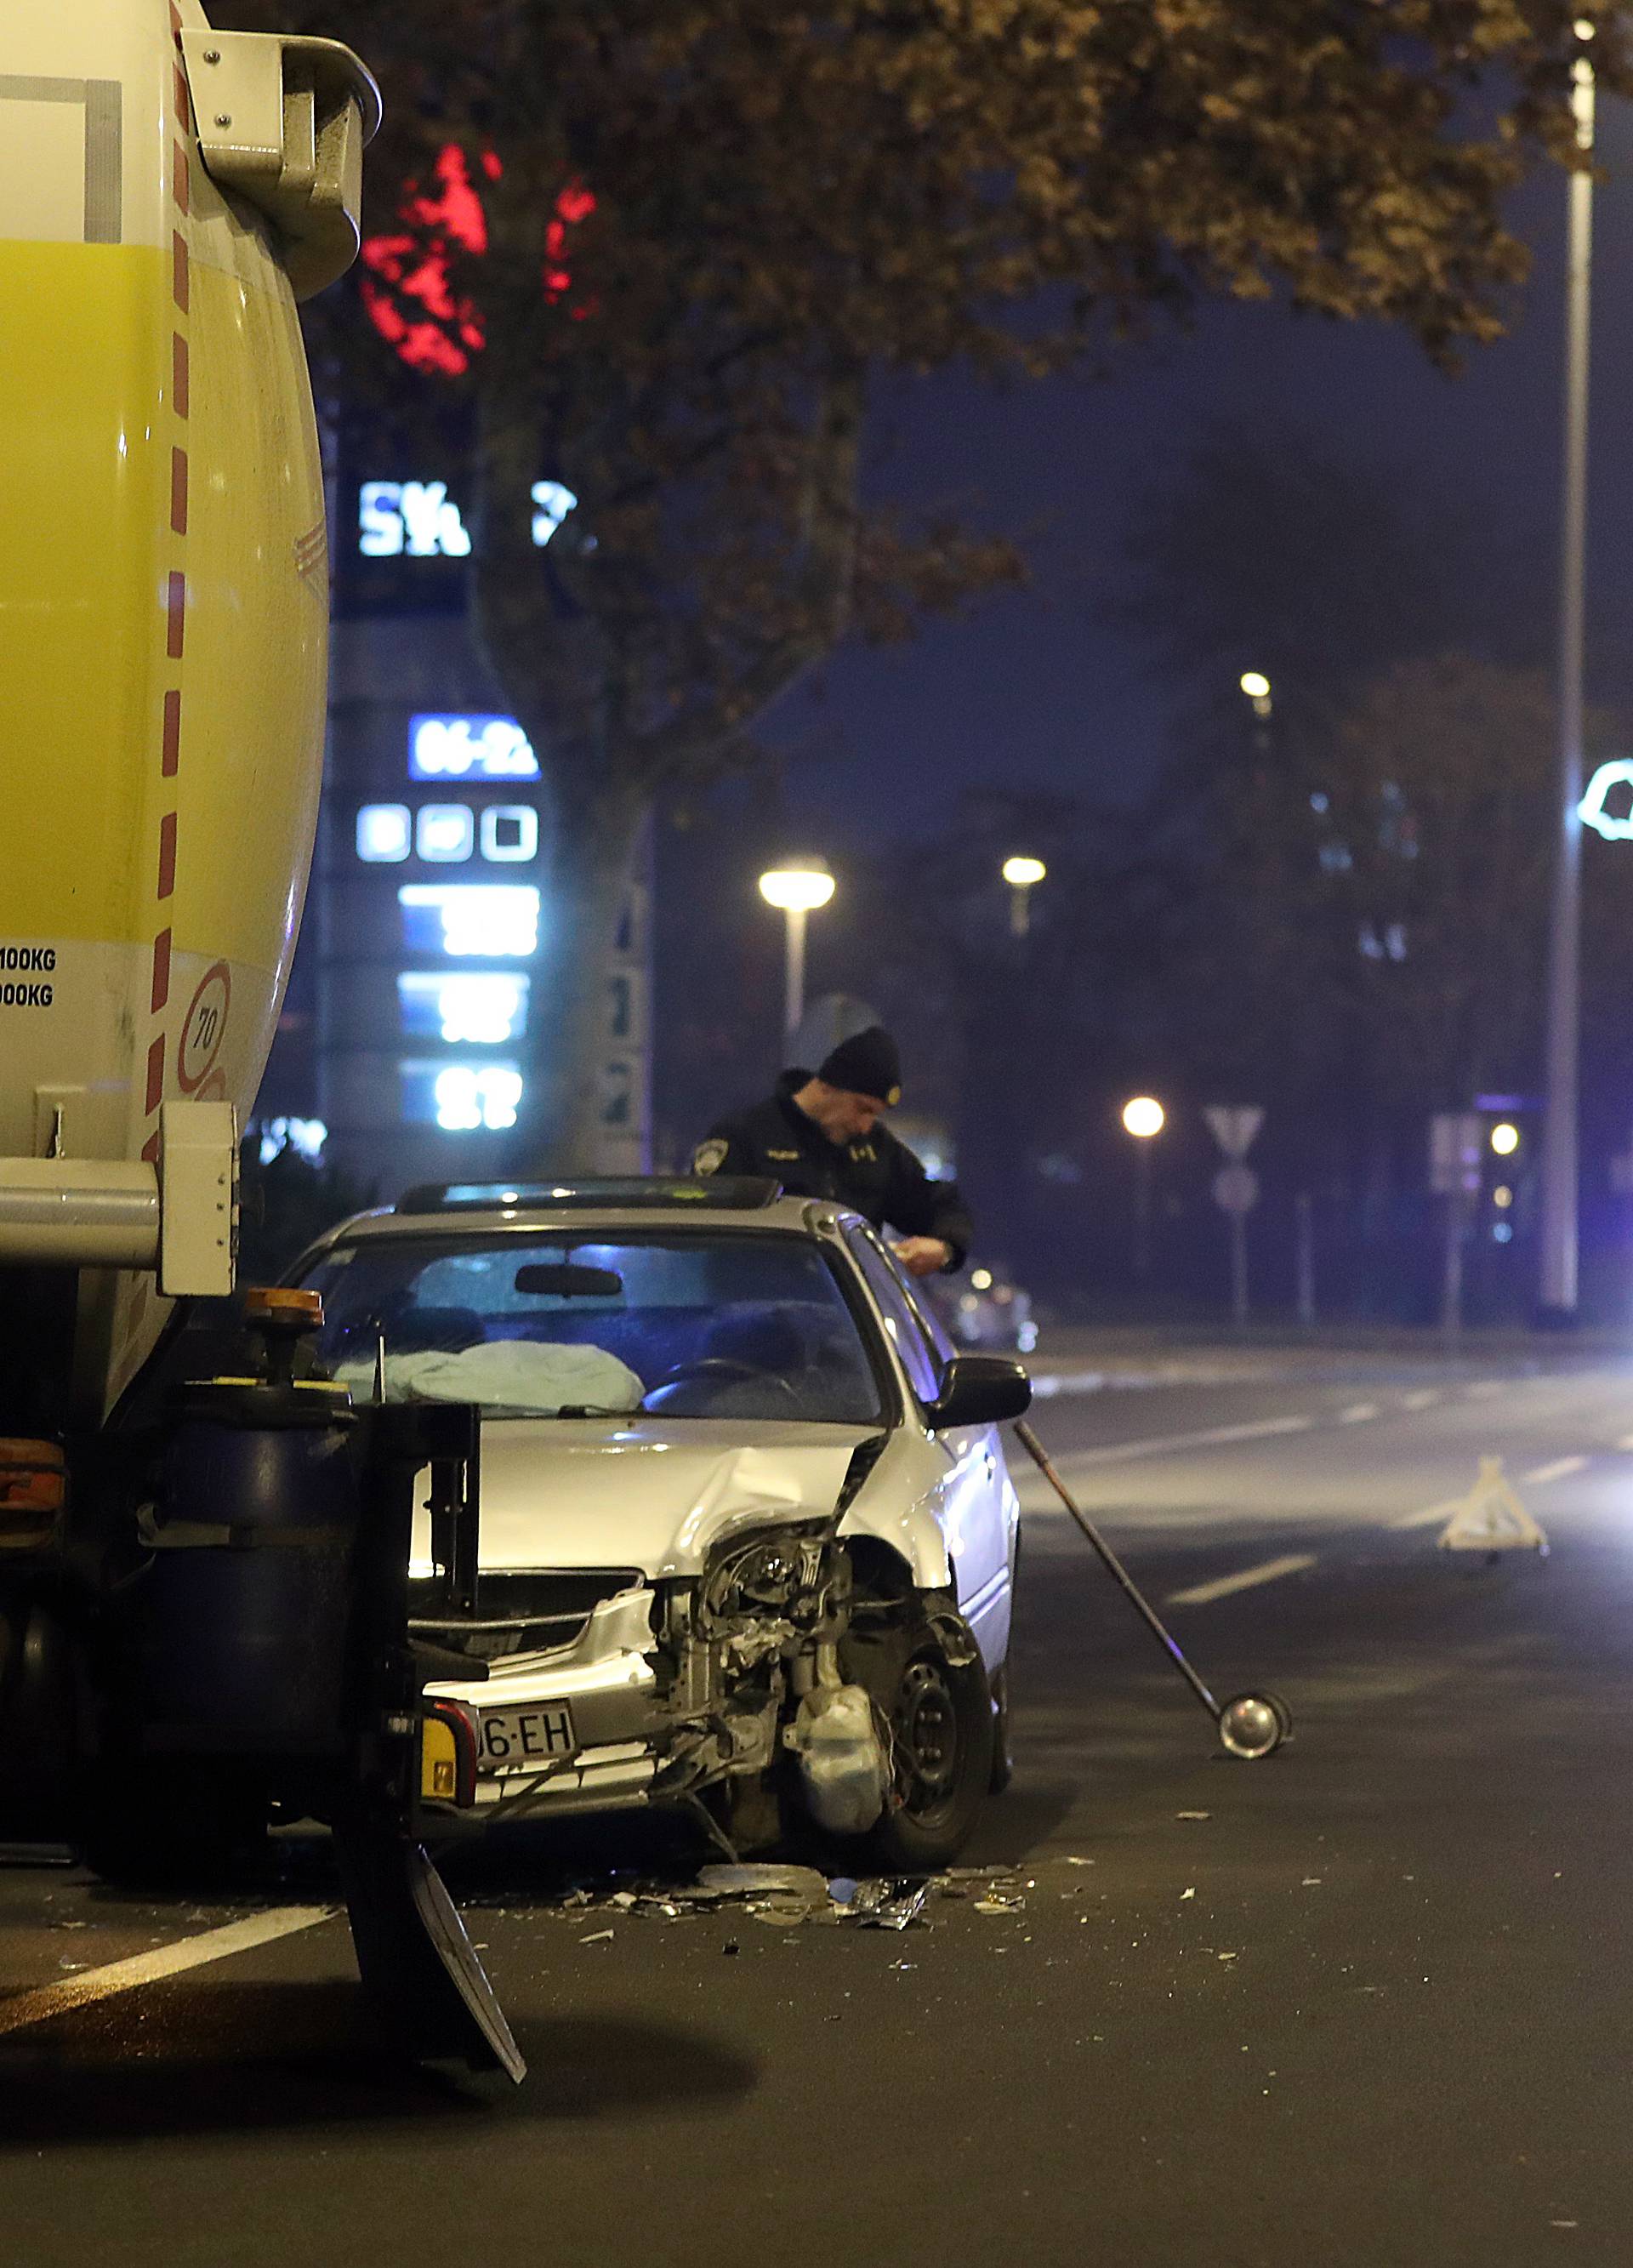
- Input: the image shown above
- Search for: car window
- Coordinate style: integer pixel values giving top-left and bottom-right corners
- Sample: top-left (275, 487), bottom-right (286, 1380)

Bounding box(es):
top-left (844, 1228), bottom-right (944, 1405)
top-left (299, 1230), bottom-right (884, 1425)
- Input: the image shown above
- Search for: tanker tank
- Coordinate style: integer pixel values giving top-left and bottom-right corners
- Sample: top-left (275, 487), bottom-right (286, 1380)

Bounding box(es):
top-left (0, 0), bottom-right (378, 1421)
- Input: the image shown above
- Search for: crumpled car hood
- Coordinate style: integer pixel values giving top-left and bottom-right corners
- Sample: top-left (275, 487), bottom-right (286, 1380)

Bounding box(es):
top-left (462, 1416), bottom-right (880, 1579)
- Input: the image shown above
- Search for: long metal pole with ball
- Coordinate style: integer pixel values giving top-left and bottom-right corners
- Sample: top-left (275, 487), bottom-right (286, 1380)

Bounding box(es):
top-left (1012, 1422), bottom-right (1290, 1759)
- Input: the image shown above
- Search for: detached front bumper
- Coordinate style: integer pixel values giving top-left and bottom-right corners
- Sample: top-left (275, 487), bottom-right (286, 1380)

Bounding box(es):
top-left (424, 1584), bottom-right (666, 1815)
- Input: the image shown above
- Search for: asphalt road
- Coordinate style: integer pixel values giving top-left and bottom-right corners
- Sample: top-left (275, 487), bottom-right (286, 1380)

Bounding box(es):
top-left (4, 1346), bottom-right (1632, 2267)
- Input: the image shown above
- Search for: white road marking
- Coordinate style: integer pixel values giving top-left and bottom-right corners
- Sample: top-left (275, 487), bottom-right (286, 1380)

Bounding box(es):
top-left (1403, 1390), bottom-right (1439, 1411)
top-left (1041, 1415), bottom-right (1316, 1477)
top-left (1521, 1456), bottom-right (1588, 1485)
top-left (1167, 1554), bottom-right (1317, 1607)
top-left (1338, 1403), bottom-right (1378, 1424)
top-left (1466, 1382), bottom-right (1505, 1399)
top-left (0, 1906), bottom-right (335, 2037)
top-left (1616, 1432), bottom-right (1633, 1454)
top-left (1390, 1499), bottom-right (1466, 1531)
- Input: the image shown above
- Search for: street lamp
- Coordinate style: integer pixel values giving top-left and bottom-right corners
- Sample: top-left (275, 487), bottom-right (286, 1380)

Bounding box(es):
top-left (1239, 670), bottom-right (1272, 717)
top-left (1491, 1121), bottom-right (1521, 1160)
top-left (759, 858), bottom-right (835, 1041)
top-left (1121, 1096), bottom-right (1165, 1276)
top-left (1002, 854), bottom-right (1046, 937)
top-left (1539, 17), bottom-right (1597, 1322)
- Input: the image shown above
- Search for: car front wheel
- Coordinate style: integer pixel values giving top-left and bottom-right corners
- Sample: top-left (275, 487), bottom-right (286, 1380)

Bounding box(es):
top-left (853, 1616), bottom-right (994, 1872)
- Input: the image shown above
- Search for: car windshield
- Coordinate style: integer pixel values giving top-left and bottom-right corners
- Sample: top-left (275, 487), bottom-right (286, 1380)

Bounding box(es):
top-left (298, 1228), bottom-right (884, 1424)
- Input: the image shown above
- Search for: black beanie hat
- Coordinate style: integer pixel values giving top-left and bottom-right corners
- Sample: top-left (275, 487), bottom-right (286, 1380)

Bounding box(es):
top-left (816, 1025), bottom-right (902, 1107)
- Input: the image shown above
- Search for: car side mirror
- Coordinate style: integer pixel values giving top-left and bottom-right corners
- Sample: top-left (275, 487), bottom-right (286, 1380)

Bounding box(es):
top-left (925, 1353), bottom-right (1032, 1430)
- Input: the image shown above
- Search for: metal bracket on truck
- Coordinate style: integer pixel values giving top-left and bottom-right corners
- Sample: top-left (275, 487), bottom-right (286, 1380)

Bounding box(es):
top-left (0, 1099), bottom-right (237, 1297)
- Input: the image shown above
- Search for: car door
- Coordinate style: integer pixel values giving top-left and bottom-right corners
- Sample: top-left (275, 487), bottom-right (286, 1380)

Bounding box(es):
top-left (843, 1226), bottom-right (1015, 1673)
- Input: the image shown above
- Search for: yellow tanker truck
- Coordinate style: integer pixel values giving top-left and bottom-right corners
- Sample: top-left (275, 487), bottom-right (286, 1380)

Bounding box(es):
top-left (0, 0), bottom-right (520, 2078)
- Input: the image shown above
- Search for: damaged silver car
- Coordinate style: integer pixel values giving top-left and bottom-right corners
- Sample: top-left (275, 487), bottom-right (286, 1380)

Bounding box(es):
top-left (292, 1177), bottom-right (1031, 1866)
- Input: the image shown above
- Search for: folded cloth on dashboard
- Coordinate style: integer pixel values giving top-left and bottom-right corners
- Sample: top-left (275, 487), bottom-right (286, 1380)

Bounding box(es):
top-left (344, 1340), bottom-right (644, 1414)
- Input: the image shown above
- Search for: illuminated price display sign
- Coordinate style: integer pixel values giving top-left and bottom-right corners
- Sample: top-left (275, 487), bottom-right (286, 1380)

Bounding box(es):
top-left (409, 714), bottom-right (539, 782)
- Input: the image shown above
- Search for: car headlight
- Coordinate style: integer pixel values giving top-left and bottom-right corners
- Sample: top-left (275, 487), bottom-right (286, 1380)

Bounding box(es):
top-left (703, 1526), bottom-right (829, 1621)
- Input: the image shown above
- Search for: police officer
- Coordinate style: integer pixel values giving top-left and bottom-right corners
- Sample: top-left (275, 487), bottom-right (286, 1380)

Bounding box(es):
top-left (692, 1026), bottom-right (971, 1275)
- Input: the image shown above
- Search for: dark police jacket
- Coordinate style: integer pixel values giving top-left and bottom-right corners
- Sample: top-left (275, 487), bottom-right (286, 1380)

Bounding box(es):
top-left (694, 1072), bottom-right (973, 1270)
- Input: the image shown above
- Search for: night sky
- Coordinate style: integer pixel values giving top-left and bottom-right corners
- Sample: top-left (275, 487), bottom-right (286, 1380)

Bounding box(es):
top-left (770, 103), bottom-right (1633, 849)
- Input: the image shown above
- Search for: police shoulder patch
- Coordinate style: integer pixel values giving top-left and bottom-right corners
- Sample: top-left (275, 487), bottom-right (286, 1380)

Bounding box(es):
top-left (692, 1138), bottom-right (729, 1176)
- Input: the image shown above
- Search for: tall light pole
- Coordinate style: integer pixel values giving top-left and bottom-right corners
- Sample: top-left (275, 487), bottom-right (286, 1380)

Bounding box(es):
top-left (1121, 1095), bottom-right (1166, 1278)
top-left (1002, 854), bottom-right (1046, 937)
top-left (1539, 20), bottom-right (1596, 1323)
top-left (759, 858), bottom-right (835, 1043)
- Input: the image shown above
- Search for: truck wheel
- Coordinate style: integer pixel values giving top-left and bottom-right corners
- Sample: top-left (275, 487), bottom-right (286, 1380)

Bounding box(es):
top-left (79, 1768), bottom-right (266, 1889)
top-left (0, 1599), bottom-right (78, 1840)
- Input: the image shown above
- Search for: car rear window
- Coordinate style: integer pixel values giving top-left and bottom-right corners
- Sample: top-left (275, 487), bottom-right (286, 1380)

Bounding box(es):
top-left (299, 1230), bottom-right (883, 1425)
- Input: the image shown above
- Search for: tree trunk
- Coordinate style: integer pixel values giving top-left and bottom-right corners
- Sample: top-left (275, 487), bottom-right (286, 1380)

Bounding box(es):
top-left (522, 785), bottom-right (647, 1174)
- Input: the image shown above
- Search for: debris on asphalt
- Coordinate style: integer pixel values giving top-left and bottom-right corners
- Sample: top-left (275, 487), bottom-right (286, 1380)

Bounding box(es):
top-left (505, 1855), bottom-right (1045, 1939)
top-left (698, 1863), bottom-right (828, 1898)
top-left (750, 1895), bottom-right (817, 1927)
top-left (843, 1878), bottom-right (930, 1930)
top-left (1176, 1810), bottom-right (1211, 1821)
top-left (1181, 1888), bottom-right (1196, 1900)
top-left (1064, 1855), bottom-right (1096, 1866)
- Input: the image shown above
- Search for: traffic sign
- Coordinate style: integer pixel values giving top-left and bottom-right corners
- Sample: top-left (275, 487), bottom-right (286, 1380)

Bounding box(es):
top-left (1213, 1164), bottom-right (1260, 1215)
top-left (1429, 1112), bottom-right (1482, 1195)
top-left (1204, 1106), bottom-right (1264, 1160)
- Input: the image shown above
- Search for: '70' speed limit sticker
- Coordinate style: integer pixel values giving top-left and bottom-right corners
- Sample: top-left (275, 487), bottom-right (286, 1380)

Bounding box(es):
top-left (177, 962), bottom-right (230, 1092)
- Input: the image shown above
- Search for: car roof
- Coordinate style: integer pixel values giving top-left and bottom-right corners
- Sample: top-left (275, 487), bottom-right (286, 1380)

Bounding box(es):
top-left (307, 1189), bottom-right (849, 1251)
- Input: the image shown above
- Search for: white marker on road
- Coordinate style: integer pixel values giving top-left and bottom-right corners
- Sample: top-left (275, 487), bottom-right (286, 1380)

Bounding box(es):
top-left (0, 1906), bottom-right (336, 2037)
top-left (1339, 1404), bottom-right (1379, 1425)
top-left (1403, 1390), bottom-right (1439, 1411)
top-left (1522, 1456), bottom-right (1589, 1485)
top-left (1166, 1553), bottom-right (1317, 1607)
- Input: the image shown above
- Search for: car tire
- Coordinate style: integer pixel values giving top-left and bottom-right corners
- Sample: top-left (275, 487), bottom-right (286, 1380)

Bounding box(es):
top-left (850, 1613), bottom-right (995, 1872)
